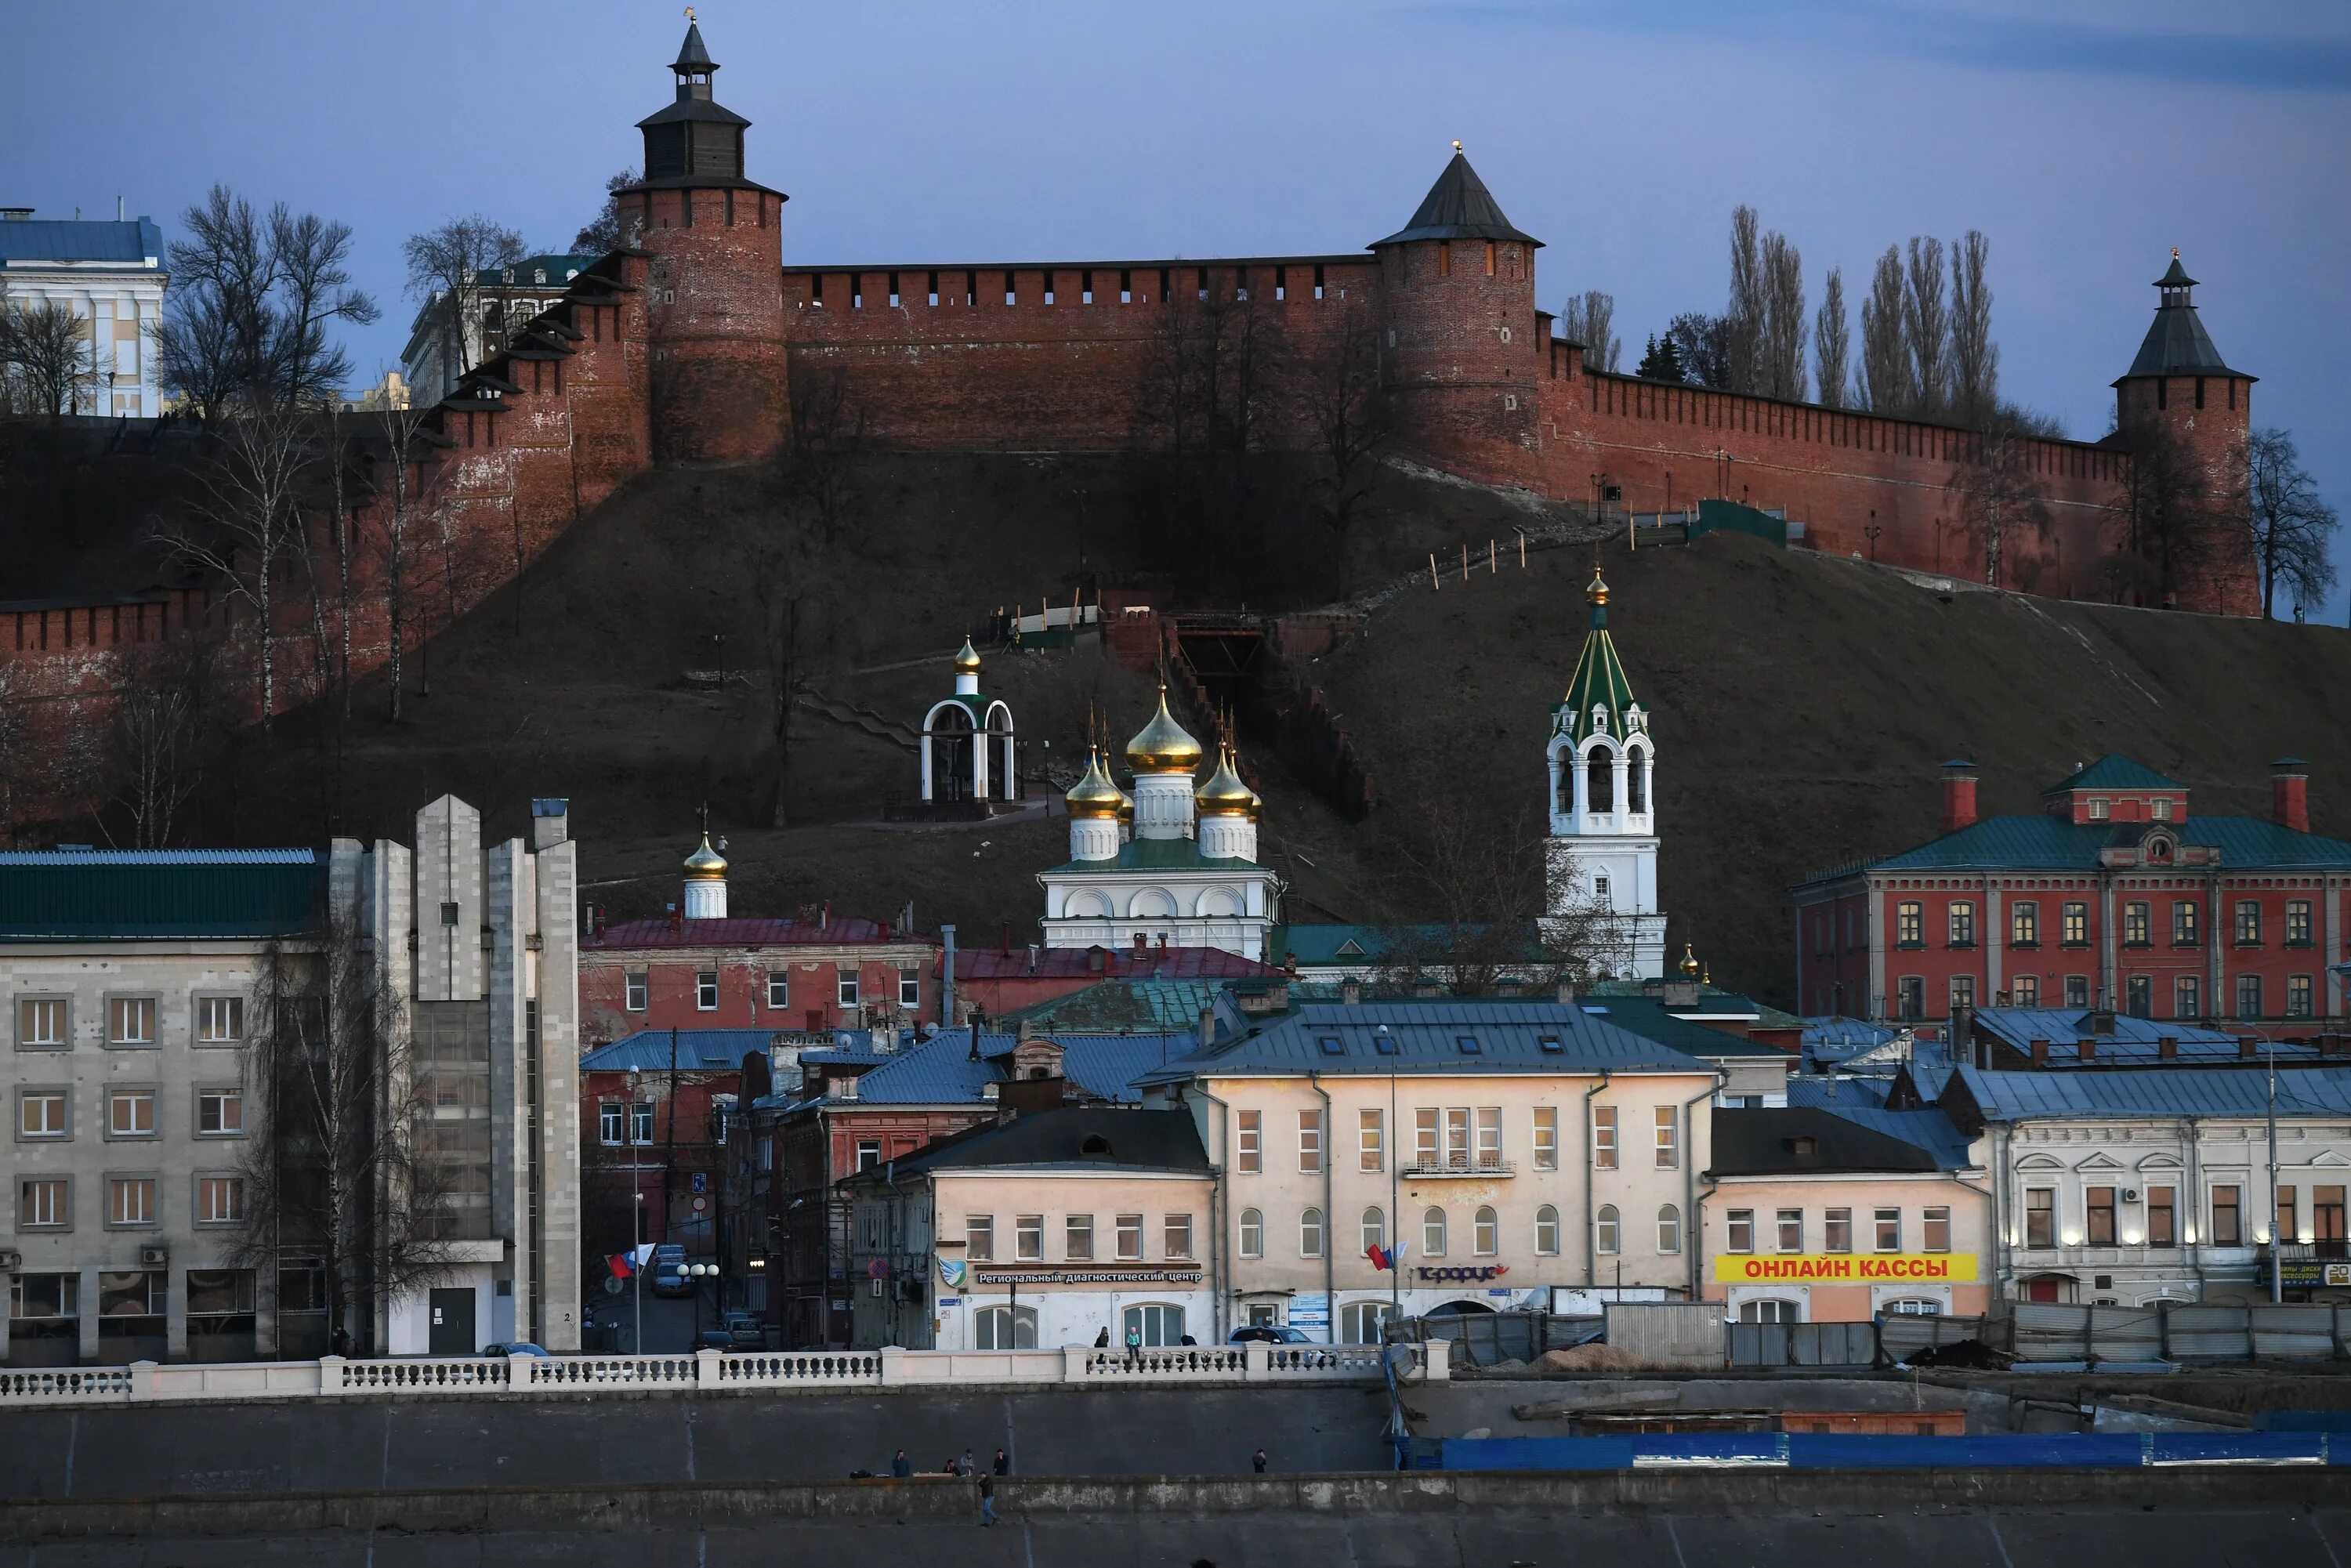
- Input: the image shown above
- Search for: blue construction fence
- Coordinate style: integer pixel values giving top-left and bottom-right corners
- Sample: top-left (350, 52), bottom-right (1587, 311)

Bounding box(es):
top-left (1411, 1432), bottom-right (2338, 1471)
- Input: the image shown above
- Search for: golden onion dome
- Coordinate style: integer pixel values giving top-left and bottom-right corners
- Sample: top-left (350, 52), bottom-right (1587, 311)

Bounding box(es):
top-left (1063, 748), bottom-right (1128, 820)
top-left (1125, 686), bottom-right (1204, 773)
top-left (952, 636), bottom-right (983, 675)
top-left (683, 831), bottom-right (729, 882)
top-left (1587, 570), bottom-right (1610, 607)
top-left (1196, 744), bottom-right (1259, 818)
top-left (1676, 942), bottom-right (1700, 977)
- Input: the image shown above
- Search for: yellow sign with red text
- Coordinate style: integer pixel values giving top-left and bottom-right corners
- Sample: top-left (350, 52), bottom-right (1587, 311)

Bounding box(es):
top-left (1714, 1253), bottom-right (1979, 1284)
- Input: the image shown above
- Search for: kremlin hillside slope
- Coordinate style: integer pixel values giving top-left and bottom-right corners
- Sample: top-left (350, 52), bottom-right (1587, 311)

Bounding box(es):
top-left (224, 456), bottom-right (2351, 1012)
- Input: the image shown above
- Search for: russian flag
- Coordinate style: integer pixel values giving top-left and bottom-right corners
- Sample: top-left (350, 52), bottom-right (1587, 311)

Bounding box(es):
top-left (607, 1251), bottom-right (635, 1280)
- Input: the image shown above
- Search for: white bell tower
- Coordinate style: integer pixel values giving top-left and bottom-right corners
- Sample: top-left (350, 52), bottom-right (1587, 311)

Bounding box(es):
top-left (1543, 570), bottom-right (1665, 979)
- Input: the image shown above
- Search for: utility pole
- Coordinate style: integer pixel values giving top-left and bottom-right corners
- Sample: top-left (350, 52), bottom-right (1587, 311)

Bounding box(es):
top-left (2269, 1037), bottom-right (2283, 1304)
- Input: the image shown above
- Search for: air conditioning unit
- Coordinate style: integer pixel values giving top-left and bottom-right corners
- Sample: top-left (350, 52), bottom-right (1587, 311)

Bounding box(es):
top-left (0, 1249), bottom-right (20, 1270)
top-left (2121, 1189), bottom-right (2141, 1204)
top-left (138, 1244), bottom-right (170, 1266)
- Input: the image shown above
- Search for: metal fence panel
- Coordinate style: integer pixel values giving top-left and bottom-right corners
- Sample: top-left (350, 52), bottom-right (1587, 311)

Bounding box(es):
top-left (2164, 1305), bottom-right (2253, 1361)
top-left (2251, 1304), bottom-right (2336, 1360)
top-left (1879, 1314), bottom-right (1988, 1362)
top-left (2088, 1304), bottom-right (2162, 1362)
top-left (2012, 1303), bottom-right (2094, 1360)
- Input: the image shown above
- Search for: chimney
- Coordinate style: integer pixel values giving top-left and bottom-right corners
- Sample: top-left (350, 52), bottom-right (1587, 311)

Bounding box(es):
top-left (940, 923), bottom-right (957, 1030)
top-left (2320, 1034), bottom-right (2345, 1061)
top-left (1556, 976), bottom-right (1576, 1007)
top-left (2030, 1038), bottom-right (2049, 1066)
top-left (2273, 759), bottom-right (2310, 834)
top-left (2238, 1037), bottom-right (2258, 1060)
top-left (1341, 977), bottom-right (1364, 1007)
top-left (2157, 1034), bottom-right (2179, 1061)
top-left (2077, 1037), bottom-right (2096, 1061)
top-left (530, 797), bottom-right (570, 849)
top-left (1198, 1006), bottom-right (1215, 1051)
top-left (1026, 944), bottom-right (1038, 976)
top-left (1940, 759), bottom-right (1979, 835)
top-left (1132, 931), bottom-right (1149, 958)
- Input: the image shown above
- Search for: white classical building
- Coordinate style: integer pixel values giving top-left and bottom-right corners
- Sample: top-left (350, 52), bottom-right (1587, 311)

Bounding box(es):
top-left (1545, 571), bottom-right (1667, 980)
top-left (0, 206), bottom-right (167, 416)
top-left (918, 638), bottom-right (1019, 811)
top-left (1038, 690), bottom-right (1282, 960)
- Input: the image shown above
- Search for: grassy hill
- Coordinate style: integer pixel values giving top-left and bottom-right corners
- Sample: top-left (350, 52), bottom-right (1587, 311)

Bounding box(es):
top-left (54, 437), bottom-right (2350, 1012)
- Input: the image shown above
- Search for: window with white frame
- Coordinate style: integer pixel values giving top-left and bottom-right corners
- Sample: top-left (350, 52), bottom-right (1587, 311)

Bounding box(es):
top-left (197, 1175), bottom-right (245, 1224)
top-left (1299, 1109), bottom-right (1324, 1173)
top-left (107, 1088), bottom-right (156, 1138)
top-left (625, 972), bottom-right (649, 1012)
top-left (1922, 1205), bottom-right (1951, 1252)
top-left (108, 997), bottom-right (156, 1046)
top-left (1532, 1106), bottom-right (1558, 1171)
top-left (1777, 1209), bottom-right (1803, 1252)
top-left (1654, 1106), bottom-right (1678, 1169)
top-left (1235, 1110), bottom-right (1261, 1173)
top-left (1473, 1206), bottom-right (1498, 1256)
top-left (1016, 1214), bottom-right (1045, 1260)
top-left (766, 972), bottom-right (789, 1009)
top-left (966, 1215), bottom-right (994, 1261)
top-left (599, 1100), bottom-right (624, 1145)
top-left (1165, 1213), bottom-right (1194, 1260)
top-left (1066, 1213), bottom-right (1095, 1261)
top-left (1595, 1204), bottom-right (1620, 1255)
top-left (1657, 1204), bottom-right (1681, 1253)
top-left (19, 1177), bottom-right (68, 1228)
top-left (1874, 1208), bottom-right (1901, 1251)
top-left (196, 995), bottom-right (245, 1045)
top-left (1592, 1106), bottom-right (1617, 1169)
top-left (1726, 1209), bottom-right (1755, 1252)
top-left (1299, 1207), bottom-right (1324, 1257)
top-left (899, 968), bottom-right (921, 1009)
top-left (17, 1088), bottom-right (67, 1139)
top-left (1422, 1205), bottom-right (1447, 1258)
top-left (107, 1175), bottom-right (157, 1226)
top-left (695, 971), bottom-right (719, 1011)
top-left (1360, 1206), bottom-right (1386, 1253)
top-left (1535, 1204), bottom-right (1560, 1255)
top-left (1237, 1208), bottom-right (1262, 1258)
top-left (16, 997), bottom-right (67, 1048)
top-left (836, 969), bottom-right (860, 1008)
top-left (1115, 1213), bottom-right (1144, 1262)
top-left (1359, 1109), bottom-right (1384, 1172)
top-left (633, 1101), bottom-right (657, 1144)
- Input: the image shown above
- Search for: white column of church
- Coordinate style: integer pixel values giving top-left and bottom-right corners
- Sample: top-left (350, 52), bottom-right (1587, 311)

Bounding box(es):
top-left (1612, 753), bottom-right (1629, 833)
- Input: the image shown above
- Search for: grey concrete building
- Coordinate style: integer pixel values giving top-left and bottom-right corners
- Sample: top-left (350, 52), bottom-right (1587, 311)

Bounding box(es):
top-left (2, 795), bottom-right (581, 1365)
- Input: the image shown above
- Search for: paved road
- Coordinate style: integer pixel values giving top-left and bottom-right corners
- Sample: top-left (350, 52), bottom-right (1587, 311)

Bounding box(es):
top-left (4, 1504), bottom-right (2342, 1566)
top-left (0, 1385), bottom-right (1393, 1500)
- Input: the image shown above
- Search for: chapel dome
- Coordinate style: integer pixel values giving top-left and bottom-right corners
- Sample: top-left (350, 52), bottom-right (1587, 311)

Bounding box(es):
top-left (1195, 745), bottom-right (1260, 818)
top-left (683, 831), bottom-right (728, 882)
top-left (1125, 686), bottom-right (1204, 773)
top-left (953, 636), bottom-right (983, 675)
top-left (1064, 749), bottom-right (1128, 820)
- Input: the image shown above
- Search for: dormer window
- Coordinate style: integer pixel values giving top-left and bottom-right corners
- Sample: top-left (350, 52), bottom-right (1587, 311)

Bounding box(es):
top-left (2152, 797), bottom-right (2173, 821)
top-left (1080, 1133), bottom-right (1112, 1157)
top-left (2088, 798), bottom-right (2110, 820)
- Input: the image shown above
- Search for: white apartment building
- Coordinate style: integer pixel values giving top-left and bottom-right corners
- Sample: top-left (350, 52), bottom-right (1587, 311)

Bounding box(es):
top-left (1941, 1063), bottom-right (2351, 1305)
top-left (2, 796), bottom-right (582, 1367)
top-left (1138, 997), bottom-right (1719, 1342)
top-left (0, 205), bottom-right (167, 417)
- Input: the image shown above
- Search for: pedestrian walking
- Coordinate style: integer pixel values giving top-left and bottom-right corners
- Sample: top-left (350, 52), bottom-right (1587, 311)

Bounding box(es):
top-left (993, 1447), bottom-right (1010, 1476)
top-left (1252, 1447), bottom-right (1269, 1474)
top-left (978, 1467), bottom-right (998, 1526)
top-left (891, 1449), bottom-right (911, 1478)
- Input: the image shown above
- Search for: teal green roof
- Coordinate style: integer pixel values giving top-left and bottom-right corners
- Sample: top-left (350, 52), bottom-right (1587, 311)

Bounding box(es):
top-left (0, 850), bottom-right (324, 940)
top-left (2042, 754), bottom-right (2184, 794)
top-left (1577, 996), bottom-right (1795, 1059)
top-left (1045, 838), bottom-right (1262, 875)
top-left (1552, 578), bottom-right (1644, 745)
top-left (1826, 813), bottom-right (2351, 878)
top-left (1002, 979), bottom-right (1233, 1034)
top-left (1270, 923), bottom-right (1439, 967)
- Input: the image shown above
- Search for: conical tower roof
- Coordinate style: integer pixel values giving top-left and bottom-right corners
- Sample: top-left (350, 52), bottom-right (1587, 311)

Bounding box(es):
top-left (1372, 147), bottom-right (1541, 249)
top-left (2116, 248), bottom-right (2251, 384)
top-left (673, 19), bottom-right (715, 71)
top-left (1553, 570), bottom-right (1643, 745)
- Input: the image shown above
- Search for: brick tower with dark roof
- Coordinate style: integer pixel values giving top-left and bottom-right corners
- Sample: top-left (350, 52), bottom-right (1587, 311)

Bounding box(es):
top-left (1373, 147), bottom-right (1543, 483)
top-left (622, 18), bottom-right (790, 462)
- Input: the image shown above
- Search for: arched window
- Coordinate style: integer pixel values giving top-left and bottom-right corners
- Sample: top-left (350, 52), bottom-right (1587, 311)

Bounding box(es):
top-left (1473, 1206), bottom-right (1499, 1256)
top-left (1657, 1204), bottom-right (1682, 1254)
top-left (1122, 1302), bottom-right (1185, 1347)
top-left (927, 704), bottom-right (976, 803)
top-left (1556, 751), bottom-right (1576, 817)
top-left (1737, 1298), bottom-right (1799, 1323)
top-left (1422, 1206), bottom-right (1448, 1258)
top-left (1237, 1208), bottom-right (1263, 1259)
top-left (1626, 747), bottom-right (1648, 813)
top-left (1535, 1204), bottom-right (1560, 1256)
top-left (1587, 748), bottom-right (1615, 813)
top-left (1880, 1298), bottom-right (1943, 1316)
top-left (1595, 1204), bottom-right (1620, 1255)
top-left (974, 1305), bottom-right (1037, 1349)
top-left (1360, 1206), bottom-right (1386, 1254)
top-left (1299, 1208), bottom-right (1324, 1258)
top-left (1340, 1300), bottom-right (1394, 1346)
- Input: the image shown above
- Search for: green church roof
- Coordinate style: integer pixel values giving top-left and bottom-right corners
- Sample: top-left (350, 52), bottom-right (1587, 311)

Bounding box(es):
top-left (1552, 571), bottom-right (1644, 746)
top-left (2041, 754), bottom-right (2183, 794)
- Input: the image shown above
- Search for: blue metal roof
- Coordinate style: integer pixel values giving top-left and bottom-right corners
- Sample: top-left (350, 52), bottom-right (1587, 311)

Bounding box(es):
top-left (1001, 979), bottom-right (1233, 1034)
top-left (1853, 813), bottom-right (2351, 875)
top-left (1777, 1095), bottom-right (1976, 1169)
top-left (581, 1030), bottom-right (777, 1072)
top-left (1134, 999), bottom-right (1708, 1086)
top-left (0, 217), bottom-right (163, 266)
top-left (1954, 1064), bottom-right (2351, 1119)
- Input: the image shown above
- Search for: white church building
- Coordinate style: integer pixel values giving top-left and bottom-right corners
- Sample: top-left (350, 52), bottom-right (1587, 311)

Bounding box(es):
top-left (1037, 689), bottom-right (1283, 960)
top-left (1545, 571), bottom-right (1668, 979)
top-left (916, 639), bottom-right (1020, 813)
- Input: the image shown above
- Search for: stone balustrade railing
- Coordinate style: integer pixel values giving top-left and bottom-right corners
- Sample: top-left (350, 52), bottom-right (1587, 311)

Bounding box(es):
top-left (0, 1339), bottom-right (1444, 1407)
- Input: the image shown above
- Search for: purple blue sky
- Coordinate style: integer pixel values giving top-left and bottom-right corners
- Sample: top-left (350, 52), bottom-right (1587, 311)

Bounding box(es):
top-left (9, 1), bottom-right (2347, 614)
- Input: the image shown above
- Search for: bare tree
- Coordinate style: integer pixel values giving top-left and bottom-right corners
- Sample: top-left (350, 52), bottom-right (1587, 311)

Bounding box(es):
top-left (156, 186), bottom-right (376, 415)
top-left (1367, 795), bottom-right (1607, 996)
top-left (1904, 237), bottom-right (1951, 422)
top-left (94, 634), bottom-right (226, 849)
top-left (2241, 427), bottom-right (2342, 618)
top-left (784, 360), bottom-right (868, 549)
top-left (150, 408), bottom-right (315, 730)
top-left (402, 215), bottom-right (527, 383)
top-left (1948, 416), bottom-right (2051, 588)
top-left (0, 664), bottom-right (31, 846)
top-left (1948, 230), bottom-right (1998, 429)
top-left (1665, 311), bottom-right (1731, 389)
top-left (1295, 299), bottom-right (1392, 595)
top-left (2110, 414), bottom-right (2215, 605)
top-left (1724, 205), bottom-right (1764, 394)
top-left (1814, 266), bottom-right (1850, 409)
top-left (1133, 270), bottom-right (1287, 583)
top-left (1758, 230), bottom-right (1806, 402)
top-left (1556, 290), bottom-right (1621, 373)
top-left (573, 169), bottom-right (641, 254)
top-left (0, 299), bottom-right (103, 416)
top-left (1859, 247), bottom-right (1912, 415)
top-left (371, 400), bottom-right (435, 720)
top-left (234, 909), bottom-right (450, 1358)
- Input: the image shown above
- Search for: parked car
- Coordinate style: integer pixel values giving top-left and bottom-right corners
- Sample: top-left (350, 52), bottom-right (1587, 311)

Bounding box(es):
top-left (649, 1244), bottom-right (694, 1298)
top-left (720, 1311), bottom-right (765, 1349)
top-left (481, 1342), bottom-right (552, 1358)
top-left (1227, 1325), bottom-right (1312, 1345)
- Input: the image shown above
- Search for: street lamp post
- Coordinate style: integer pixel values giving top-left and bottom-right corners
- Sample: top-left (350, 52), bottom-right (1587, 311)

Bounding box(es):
top-left (632, 1189), bottom-right (646, 1355)
top-left (690, 1262), bottom-right (718, 1343)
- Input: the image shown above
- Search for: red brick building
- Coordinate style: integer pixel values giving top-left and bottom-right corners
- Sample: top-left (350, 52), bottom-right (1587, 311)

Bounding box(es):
top-left (578, 1029), bottom-right (777, 1261)
top-left (1793, 756), bottom-right (2349, 1032)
